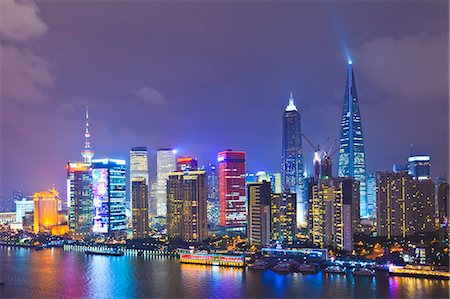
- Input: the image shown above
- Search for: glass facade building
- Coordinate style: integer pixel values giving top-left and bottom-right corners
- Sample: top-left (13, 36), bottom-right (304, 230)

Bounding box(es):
top-left (408, 155), bottom-right (431, 180)
top-left (91, 159), bottom-right (127, 234)
top-left (281, 93), bottom-right (305, 226)
top-left (155, 149), bottom-right (177, 216)
top-left (338, 61), bottom-right (367, 218)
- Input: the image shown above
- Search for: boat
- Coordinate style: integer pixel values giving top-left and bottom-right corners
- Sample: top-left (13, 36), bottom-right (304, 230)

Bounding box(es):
top-left (249, 260), bottom-right (269, 270)
top-left (353, 268), bottom-right (375, 276)
top-left (272, 262), bottom-right (292, 273)
top-left (85, 249), bottom-right (124, 256)
top-left (297, 263), bottom-right (318, 273)
top-left (389, 265), bottom-right (450, 280)
top-left (178, 249), bottom-right (245, 267)
top-left (325, 266), bottom-right (345, 274)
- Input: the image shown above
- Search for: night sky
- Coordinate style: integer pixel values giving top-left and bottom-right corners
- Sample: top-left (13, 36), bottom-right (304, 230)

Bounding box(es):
top-left (1, 1), bottom-right (448, 199)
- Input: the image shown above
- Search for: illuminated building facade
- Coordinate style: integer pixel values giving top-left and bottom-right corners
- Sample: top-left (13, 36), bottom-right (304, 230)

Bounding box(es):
top-left (366, 173), bottom-right (376, 219)
top-left (308, 177), bottom-right (360, 251)
top-left (156, 148), bottom-right (177, 216)
top-left (218, 150), bottom-right (246, 228)
top-left (338, 61), bottom-right (367, 218)
top-left (437, 181), bottom-right (449, 242)
top-left (81, 106), bottom-right (94, 163)
top-left (271, 192), bottom-right (297, 245)
top-left (130, 146), bottom-right (149, 217)
top-left (205, 164), bottom-right (219, 227)
top-left (167, 171), bottom-right (208, 243)
top-left (247, 181), bottom-right (271, 247)
top-left (281, 92), bottom-right (305, 226)
top-left (67, 162), bottom-right (93, 236)
top-left (33, 188), bottom-right (60, 234)
top-left (91, 159), bottom-right (127, 234)
top-left (408, 179), bottom-right (435, 233)
top-left (408, 155), bottom-right (431, 180)
top-left (177, 157), bottom-right (198, 172)
top-left (15, 197), bottom-right (34, 223)
top-left (131, 177), bottom-right (149, 239)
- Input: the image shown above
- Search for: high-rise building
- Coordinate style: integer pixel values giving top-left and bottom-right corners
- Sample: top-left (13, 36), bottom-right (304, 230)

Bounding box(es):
top-left (308, 177), bottom-right (360, 251)
top-left (338, 61), bottom-right (367, 218)
top-left (218, 150), bottom-right (247, 228)
top-left (320, 155), bottom-right (333, 179)
top-left (81, 106), bottom-right (94, 163)
top-left (271, 192), bottom-right (297, 245)
top-left (167, 170), bottom-right (208, 243)
top-left (130, 146), bottom-right (149, 214)
top-left (156, 149), bottom-right (177, 216)
top-left (376, 172), bottom-right (435, 239)
top-left (247, 181), bottom-right (272, 247)
top-left (366, 173), bottom-right (376, 219)
top-left (272, 173), bottom-right (282, 194)
top-left (15, 197), bottom-right (34, 223)
top-left (205, 164), bottom-right (219, 227)
top-left (131, 177), bottom-right (149, 239)
top-left (408, 155), bottom-right (431, 180)
top-left (67, 162), bottom-right (93, 236)
top-left (437, 181), bottom-right (449, 242)
top-left (33, 188), bottom-right (60, 234)
top-left (91, 158), bottom-right (127, 234)
top-left (281, 92), bottom-right (305, 226)
top-left (177, 157), bottom-right (198, 172)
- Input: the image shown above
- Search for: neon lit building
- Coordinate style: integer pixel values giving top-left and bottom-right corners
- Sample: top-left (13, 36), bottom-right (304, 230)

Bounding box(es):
top-left (408, 155), bottom-right (431, 180)
top-left (167, 171), bottom-right (208, 243)
top-left (33, 188), bottom-right (60, 234)
top-left (131, 177), bottom-right (149, 239)
top-left (218, 150), bottom-right (246, 227)
top-left (91, 159), bottom-right (127, 234)
top-left (338, 61), bottom-right (367, 218)
top-left (67, 162), bottom-right (92, 236)
top-left (155, 148), bottom-right (177, 216)
top-left (205, 163), bottom-right (219, 227)
top-left (130, 146), bottom-right (149, 216)
top-left (281, 92), bottom-right (305, 226)
top-left (177, 156), bottom-right (198, 172)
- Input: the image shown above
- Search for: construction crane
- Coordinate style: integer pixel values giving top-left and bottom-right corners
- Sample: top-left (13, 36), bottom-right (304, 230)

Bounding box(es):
top-left (302, 134), bottom-right (339, 179)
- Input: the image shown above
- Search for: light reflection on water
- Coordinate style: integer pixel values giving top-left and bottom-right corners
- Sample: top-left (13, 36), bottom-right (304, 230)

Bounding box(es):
top-left (0, 247), bottom-right (448, 298)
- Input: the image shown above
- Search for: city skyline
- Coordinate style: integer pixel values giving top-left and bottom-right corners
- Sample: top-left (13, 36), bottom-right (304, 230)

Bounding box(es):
top-left (1, 1), bottom-right (448, 200)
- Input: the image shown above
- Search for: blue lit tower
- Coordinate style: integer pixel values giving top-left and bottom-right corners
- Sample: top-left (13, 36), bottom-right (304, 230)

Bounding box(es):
top-left (338, 60), bottom-right (367, 217)
top-left (281, 92), bottom-right (305, 226)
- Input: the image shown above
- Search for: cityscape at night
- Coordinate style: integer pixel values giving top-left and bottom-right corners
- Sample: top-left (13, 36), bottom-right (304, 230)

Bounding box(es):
top-left (0, 0), bottom-right (449, 298)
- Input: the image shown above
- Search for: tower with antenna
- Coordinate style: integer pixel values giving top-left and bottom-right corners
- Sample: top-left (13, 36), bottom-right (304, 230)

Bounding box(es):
top-left (81, 106), bottom-right (94, 163)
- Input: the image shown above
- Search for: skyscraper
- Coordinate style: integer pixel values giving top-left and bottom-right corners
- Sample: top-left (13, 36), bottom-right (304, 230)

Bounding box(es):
top-left (338, 61), bottom-right (367, 218)
top-left (247, 181), bottom-right (272, 247)
top-left (156, 148), bottom-right (177, 216)
top-left (130, 146), bottom-right (149, 217)
top-left (33, 188), bottom-right (60, 234)
top-left (177, 157), bottom-right (198, 171)
top-left (91, 158), bottom-right (127, 234)
top-left (271, 192), bottom-right (297, 245)
top-left (167, 170), bottom-right (208, 243)
top-left (408, 155), bottom-right (431, 180)
top-left (205, 164), bottom-right (219, 227)
top-left (81, 106), bottom-right (94, 163)
top-left (67, 162), bottom-right (92, 236)
top-left (131, 177), bottom-right (149, 239)
top-left (218, 150), bottom-right (246, 228)
top-left (281, 92), bottom-right (305, 226)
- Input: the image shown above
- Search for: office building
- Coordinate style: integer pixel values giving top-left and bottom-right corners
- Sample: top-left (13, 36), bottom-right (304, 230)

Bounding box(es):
top-left (308, 177), bottom-right (360, 251)
top-left (177, 156), bottom-right (198, 171)
top-left (338, 61), bottom-right (367, 218)
top-left (205, 164), bottom-right (219, 227)
top-left (437, 181), bottom-right (449, 242)
top-left (15, 197), bottom-right (34, 223)
top-left (167, 171), bottom-right (208, 243)
top-left (366, 173), bottom-right (376, 219)
top-left (247, 181), bottom-right (272, 247)
top-left (33, 188), bottom-right (60, 234)
top-left (408, 155), bottom-right (431, 180)
top-left (91, 158), bottom-right (127, 234)
top-left (281, 92), bottom-right (305, 226)
top-left (67, 162), bottom-right (93, 236)
top-left (271, 192), bottom-right (297, 245)
top-left (131, 177), bottom-right (149, 239)
top-left (130, 146), bottom-right (149, 216)
top-left (156, 148), bottom-right (177, 216)
top-left (218, 150), bottom-right (246, 228)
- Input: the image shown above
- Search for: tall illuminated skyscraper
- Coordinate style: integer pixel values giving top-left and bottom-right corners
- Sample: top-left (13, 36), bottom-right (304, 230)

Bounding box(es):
top-left (131, 177), bottom-right (149, 239)
top-left (218, 150), bottom-right (246, 228)
top-left (338, 61), bottom-right (367, 218)
top-left (281, 92), bottom-right (305, 226)
top-left (130, 146), bottom-right (149, 217)
top-left (67, 162), bottom-right (92, 236)
top-left (156, 148), bottom-right (177, 216)
top-left (91, 158), bottom-right (127, 234)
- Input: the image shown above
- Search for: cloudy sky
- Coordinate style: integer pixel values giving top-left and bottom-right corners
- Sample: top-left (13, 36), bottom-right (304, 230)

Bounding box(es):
top-left (1, 0), bottom-right (448, 198)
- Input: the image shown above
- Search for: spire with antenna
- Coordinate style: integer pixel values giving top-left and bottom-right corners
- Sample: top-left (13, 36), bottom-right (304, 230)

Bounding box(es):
top-left (81, 106), bottom-right (94, 163)
top-left (286, 91), bottom-right (297, 112)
